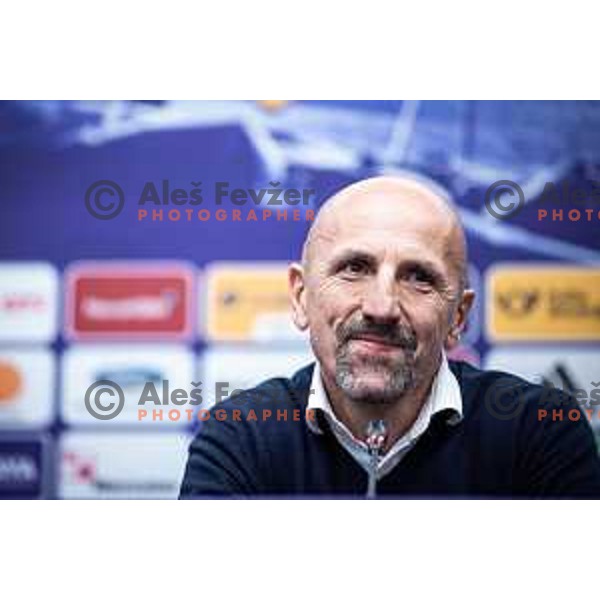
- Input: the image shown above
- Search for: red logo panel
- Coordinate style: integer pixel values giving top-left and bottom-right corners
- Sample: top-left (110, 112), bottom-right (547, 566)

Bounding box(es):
top-left (66, 262), bottom-right (194, 340)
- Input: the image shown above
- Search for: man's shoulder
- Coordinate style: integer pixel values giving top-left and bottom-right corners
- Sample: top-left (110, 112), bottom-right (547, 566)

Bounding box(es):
top-left (449, 359), bottom-right (583, 421)
top-left (449, 358), bottom-right (532, 389)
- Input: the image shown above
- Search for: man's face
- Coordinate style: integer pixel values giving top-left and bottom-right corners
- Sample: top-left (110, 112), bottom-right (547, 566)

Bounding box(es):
top-left (290, 191), bottom-right (472, 405)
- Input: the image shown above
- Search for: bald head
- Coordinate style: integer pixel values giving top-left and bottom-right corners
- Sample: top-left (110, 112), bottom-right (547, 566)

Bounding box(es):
top-left (302, 175), bottom-right (468, 293)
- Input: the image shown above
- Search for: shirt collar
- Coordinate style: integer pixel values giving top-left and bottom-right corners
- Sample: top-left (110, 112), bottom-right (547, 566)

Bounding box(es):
top-left (305, 353), bottom-right (463, 475)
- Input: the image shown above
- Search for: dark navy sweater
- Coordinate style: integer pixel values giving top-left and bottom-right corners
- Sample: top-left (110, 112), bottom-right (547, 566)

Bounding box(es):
top-left (180, 361), bottom-right (600, 498)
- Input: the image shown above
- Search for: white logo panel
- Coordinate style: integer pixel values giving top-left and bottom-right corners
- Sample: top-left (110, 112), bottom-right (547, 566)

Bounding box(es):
top-left (199, 345), bottom-right (313, 410)
top-left (59, 432), bottom-right (190, 499)
top-left (62, 344), bottom-right (195, 426)
top-left (0, 262), bottom-right (59, 342)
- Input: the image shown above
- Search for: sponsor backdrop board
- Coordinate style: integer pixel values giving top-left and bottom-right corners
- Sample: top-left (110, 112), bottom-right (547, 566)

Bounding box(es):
top-left (0, 100), bottom-right (599, 498)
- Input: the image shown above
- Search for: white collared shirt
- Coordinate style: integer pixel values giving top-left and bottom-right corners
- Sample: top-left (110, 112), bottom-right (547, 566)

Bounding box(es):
top-left (305, 353), bottom-right (463, 479)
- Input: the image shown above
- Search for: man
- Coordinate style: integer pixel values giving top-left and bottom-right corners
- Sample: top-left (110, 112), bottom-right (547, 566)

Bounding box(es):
top-left (180, 175), bottom-right (600, 498)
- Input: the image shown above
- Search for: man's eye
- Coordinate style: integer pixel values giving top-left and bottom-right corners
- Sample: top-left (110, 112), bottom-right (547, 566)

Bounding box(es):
top-left (404, 268), bottom-right (435, 287)
top-left (341, 260), bottom-right (369, 276)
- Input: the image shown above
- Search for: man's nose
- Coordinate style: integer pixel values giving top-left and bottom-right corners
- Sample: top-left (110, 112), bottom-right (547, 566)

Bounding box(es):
top-left (361, 274), bottom-right (401, 322)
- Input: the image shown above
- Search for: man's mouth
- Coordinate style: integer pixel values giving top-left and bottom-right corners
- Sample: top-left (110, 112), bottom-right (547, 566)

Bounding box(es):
top-left (348, 335), bottom-right (406, 352)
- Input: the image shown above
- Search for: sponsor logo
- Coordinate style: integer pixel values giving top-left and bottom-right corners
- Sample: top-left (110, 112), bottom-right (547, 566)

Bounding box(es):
top-left (0, 262), bottom-right (58, 342)
top-left (486, 265), bottom-right (600, 341)
top-left (0, 361), bottom-right (22, 405)
top-left (66, 262), bottom-right (194, 340)
top-left (495, 290), bottom-right (540, 316)
top-left (94, 368), bottom-right (162, 388)
top-left (0, 438), bottom-right (48, 499)
top-left (59, 433), bottom-right (189, 499)
top-left (0, 349), bottom-right (54, 429)
top-left (203, 263), bottom-right (305, 341)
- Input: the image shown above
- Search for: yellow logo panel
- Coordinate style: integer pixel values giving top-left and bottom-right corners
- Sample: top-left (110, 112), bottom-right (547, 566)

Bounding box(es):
top-left (487, 265), bottom-right (600, 341)
top-left (203, 263), bottom-right (300, 341)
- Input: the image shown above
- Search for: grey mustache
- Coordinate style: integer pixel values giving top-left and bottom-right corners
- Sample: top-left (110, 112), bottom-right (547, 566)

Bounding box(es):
top-left (338, 323), bottom-right (417, 351)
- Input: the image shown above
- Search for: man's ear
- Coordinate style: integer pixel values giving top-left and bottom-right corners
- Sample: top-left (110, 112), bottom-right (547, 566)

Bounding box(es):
top-left (289, 262), bottom-right (309, 331)
top-left (445, 289), bottom-right (475, 351)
